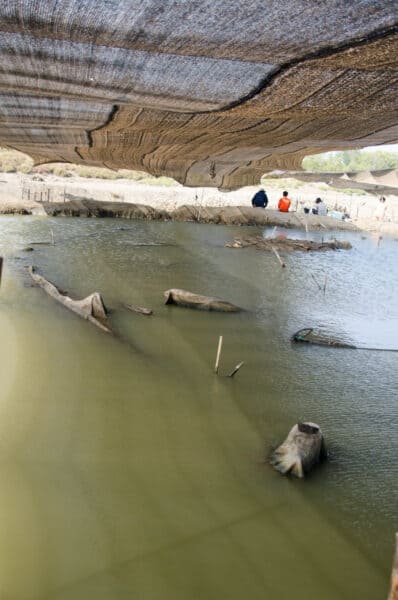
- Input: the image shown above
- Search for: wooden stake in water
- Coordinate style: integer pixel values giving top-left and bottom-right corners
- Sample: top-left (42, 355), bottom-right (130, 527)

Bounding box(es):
top-left (0, 256), bottom-right (3, 288)
top-left (228, 361), bottom-right (244, 378)
top-left (214, 335), bottom-right (223, 374)
top-left (50, 228), bottom-right (55, 245)
top-left (323, 274), bottom-right (328, 295)
top-left (311, 273), bottom-right (322, 291)
top-left (271, 246), bottom-right (286, 268)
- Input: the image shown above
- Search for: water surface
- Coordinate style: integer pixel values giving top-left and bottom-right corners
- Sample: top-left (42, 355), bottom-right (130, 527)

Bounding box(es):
top-left (0, 217), bottom-right (397, 599)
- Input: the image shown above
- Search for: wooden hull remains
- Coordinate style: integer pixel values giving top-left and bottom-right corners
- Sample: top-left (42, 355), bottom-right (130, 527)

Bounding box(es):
top-left (270, 422), bottom-right (327, 478)
top-left (164, 288), bottom-right (241, 312)
top-left (226, 236), bottom-right (352, 252)
top-left (291, 328), bottom-right (356, 349)
top-left (124, 303), bottom-right (153, 316)
top-left (29, 266), bottom-right (111, 333)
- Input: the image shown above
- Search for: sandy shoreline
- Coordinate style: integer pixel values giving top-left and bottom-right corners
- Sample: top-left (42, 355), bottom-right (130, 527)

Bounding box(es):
top-left (0, 172), bottom-right (397, 235)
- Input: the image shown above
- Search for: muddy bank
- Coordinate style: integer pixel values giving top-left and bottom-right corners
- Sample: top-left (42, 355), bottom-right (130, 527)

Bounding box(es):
top-left (0, 196), bottom-right (46, 216)
top-left (4, 197), bottom-right (356, 231)
top-left (43, 195), bottom-right (169, 220)
top-left (1, 171), bottom-right (396, 234)
top-left (169, 204), bottom-right (355, 230)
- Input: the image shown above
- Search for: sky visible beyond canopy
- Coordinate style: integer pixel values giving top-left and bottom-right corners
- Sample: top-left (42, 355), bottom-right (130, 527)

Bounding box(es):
top-left (363, 144), bottom-right (398, 152)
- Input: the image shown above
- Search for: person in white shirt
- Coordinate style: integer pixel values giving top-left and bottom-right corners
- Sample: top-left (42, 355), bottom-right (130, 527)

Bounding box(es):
top-left (312, 197), bottom-right (327, 216)
top-left (374, 196), bottom-right (386, 221)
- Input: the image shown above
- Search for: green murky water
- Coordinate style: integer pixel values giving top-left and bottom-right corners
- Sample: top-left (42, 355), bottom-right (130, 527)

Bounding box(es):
top-left (0, 216), bottom-right (397, 599)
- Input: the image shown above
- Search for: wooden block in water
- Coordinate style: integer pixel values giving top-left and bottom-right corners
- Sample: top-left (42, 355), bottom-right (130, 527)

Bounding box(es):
top-left (124, 303), bottom-right (153, 316)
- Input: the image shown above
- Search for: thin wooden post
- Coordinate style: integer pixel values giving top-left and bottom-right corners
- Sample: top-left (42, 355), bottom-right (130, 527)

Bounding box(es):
top-left (311, 273), bottom-right (322, 291)
top-left (228, 361), bottom-right (244, 378)
top-left (0, 256), bottom-right (3, 287)
top-left (272, 246), bottom-right (286, 268)
top-left (323, 274), bottom-right (328, 295)
top-left (214, 335), bottom-right (223, 374)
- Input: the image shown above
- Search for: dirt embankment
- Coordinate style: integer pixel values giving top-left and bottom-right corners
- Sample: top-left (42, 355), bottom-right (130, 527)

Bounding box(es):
top-left (35, 196), bottom-right (355, 231)
top-left (1, 172), bottom-right (397, 233)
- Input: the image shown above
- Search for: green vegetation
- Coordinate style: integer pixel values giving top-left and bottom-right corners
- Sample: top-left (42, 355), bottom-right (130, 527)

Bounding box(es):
top-left (260, 177), bottom-right (305, 189)
top-left (302, 149), bottom-right (398, 172)
top-left (339, 188), bottom-right (368, 196)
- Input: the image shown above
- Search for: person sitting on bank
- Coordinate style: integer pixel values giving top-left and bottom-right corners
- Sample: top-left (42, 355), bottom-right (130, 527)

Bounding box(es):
top-left (312, 197), bottom-right (327, 216)
top-left (251, 188), bottom-right (268, 208)
top-left (374, 196), bottom-right (386, 221)
top-left (278, 191), bottom-right (291, 212)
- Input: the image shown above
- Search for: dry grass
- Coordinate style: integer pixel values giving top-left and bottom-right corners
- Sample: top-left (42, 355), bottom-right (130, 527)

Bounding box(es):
top-left (0, 147), bottom-right (177, 185)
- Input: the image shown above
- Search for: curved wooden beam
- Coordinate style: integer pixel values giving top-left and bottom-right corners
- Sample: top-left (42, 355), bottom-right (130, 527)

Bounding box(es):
top-left (29, 266), bottom-right (111, 333)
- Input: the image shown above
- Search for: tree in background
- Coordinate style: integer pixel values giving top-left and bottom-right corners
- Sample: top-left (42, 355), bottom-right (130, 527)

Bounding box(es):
top-left (302, 149), bottom-right (398, 172)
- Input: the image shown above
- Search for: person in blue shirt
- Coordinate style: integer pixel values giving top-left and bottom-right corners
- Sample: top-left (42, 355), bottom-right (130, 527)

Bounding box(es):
top-left (251, 188), bottom-right (268, 208)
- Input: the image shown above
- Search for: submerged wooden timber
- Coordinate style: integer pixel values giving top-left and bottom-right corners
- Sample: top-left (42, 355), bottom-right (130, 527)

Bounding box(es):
top-left (124, 303), bottom-right (153, 316)
top-left (29, 266), bottom-right (111, 333)
top-left (292, 327), bottom-right (398, 352)
top-left (226, 236), bottom-right (352, 252)
top-left (164, 289), bottom-right (241, 312)
top-left (291, 327), bottom-right (356, 349)
top-left (270, 422), bottom-right (327, 478)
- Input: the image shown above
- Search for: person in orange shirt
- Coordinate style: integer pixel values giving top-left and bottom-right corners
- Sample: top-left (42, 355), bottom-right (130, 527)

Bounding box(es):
top-left (278, 191), bottom-right (291, 212)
